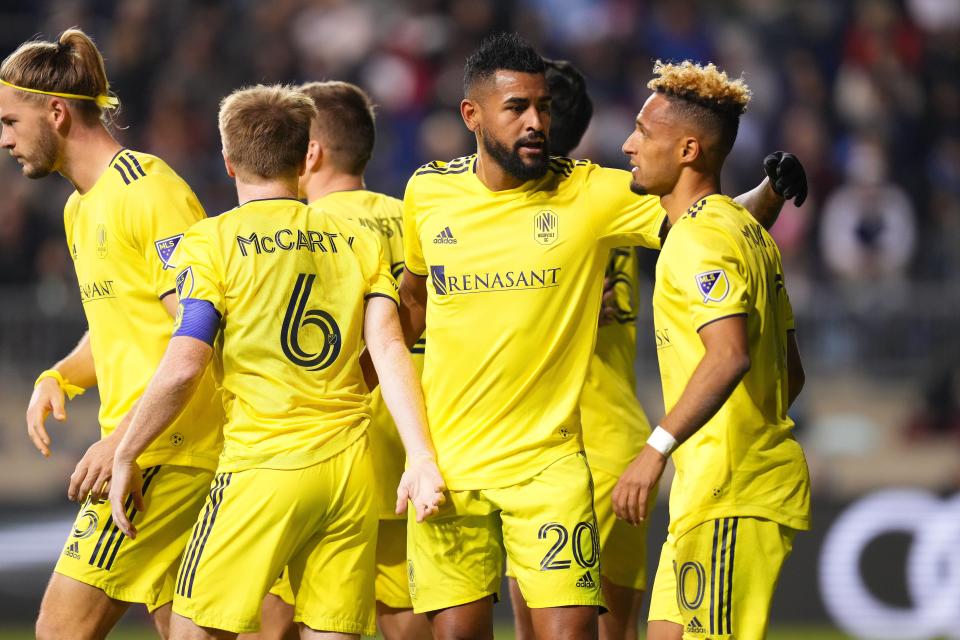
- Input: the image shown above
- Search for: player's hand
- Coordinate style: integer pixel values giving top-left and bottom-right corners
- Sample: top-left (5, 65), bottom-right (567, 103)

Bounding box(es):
top-left (25, 377), bottom-right (67, 457)
top-left (763, 151), bottom-right (808, 206)
top-left (612, 445), bottom-right (666, 526)
top-left (598, 277), bottom-right (618, 327)
top-left (68, 430), bottom-right (122, 503)
top-left (396, 455), bottom-right (446, 522)
top-left (109, 457), bottom-right (145, 539)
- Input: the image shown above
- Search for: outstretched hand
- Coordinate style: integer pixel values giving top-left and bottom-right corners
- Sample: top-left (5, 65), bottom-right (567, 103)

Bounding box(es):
top-left (396, 456), bottom-right (447, 522)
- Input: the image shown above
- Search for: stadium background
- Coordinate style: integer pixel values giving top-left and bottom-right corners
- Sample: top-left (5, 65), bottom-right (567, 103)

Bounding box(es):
top-left (0, 0), bottom-right (958, 637)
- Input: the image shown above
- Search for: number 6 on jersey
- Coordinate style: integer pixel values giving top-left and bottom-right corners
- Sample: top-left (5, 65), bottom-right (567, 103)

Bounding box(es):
top-left (281, 273), bottom-right (342, 370)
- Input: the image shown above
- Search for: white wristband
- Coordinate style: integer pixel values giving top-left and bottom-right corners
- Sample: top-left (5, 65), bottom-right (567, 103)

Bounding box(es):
top-left (646, 426), bottom-right (678, 457)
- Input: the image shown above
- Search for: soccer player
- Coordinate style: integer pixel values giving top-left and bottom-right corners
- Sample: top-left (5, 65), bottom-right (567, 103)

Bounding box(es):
top-left (395, 34), bottom-right (798, 640)
top-left (245, 80), bottom-right (432, 640)
top-left (107, 84), bottom-right (445, 640)
top-left (506, 58), bottom-right (656, 640)
top-left (0, 29), bottom-right (222, 639)
top-left (615, 61), bottom-right (810, 640)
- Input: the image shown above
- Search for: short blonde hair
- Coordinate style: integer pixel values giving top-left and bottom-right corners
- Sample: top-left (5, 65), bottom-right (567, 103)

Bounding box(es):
top-left (648, 60), bottom-right (750, 158)
top-left (648, 60), bottom-right (751, 116)
top-left (218, 84), bottom-right (317, 180)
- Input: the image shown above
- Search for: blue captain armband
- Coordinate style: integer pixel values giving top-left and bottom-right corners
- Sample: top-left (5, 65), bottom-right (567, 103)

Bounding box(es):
top-left (173, 298), bottom-right (221, 345)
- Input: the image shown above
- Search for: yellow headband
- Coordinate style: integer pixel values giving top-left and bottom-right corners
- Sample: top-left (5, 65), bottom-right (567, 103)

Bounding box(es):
top-left (0, 78), bottom-right (119, 109)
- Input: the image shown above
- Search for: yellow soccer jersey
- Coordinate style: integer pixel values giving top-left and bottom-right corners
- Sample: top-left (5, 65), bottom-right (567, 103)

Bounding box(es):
top-left (310, 189), bottom-right (425, 519)
top-left (580, 248), bottom-right (652, 476)
top-left (172, 198), bottom-right (398, 472)
top-left (653, 194), bottom-right (810, 537)
top-left (63, 149), bottom-right (222, 471)
top-left (403, 155), bottom-right (665, 489)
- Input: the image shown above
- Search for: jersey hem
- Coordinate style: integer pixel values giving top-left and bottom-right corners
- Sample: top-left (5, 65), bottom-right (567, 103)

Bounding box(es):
top-left (669, 505), bottom-right (810, 539)
top-left (439, 440), bottom-right (582, 491)
top-left (215, 424), bottom-right (366, 473)
top-left (136, 450), bottom-right (220, 472)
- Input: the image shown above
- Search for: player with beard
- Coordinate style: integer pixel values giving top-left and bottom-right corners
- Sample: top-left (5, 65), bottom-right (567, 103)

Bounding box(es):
top-left (393, 33), bottom-right (801, 640)
top-left (0, 29), bottom-right (222, 639)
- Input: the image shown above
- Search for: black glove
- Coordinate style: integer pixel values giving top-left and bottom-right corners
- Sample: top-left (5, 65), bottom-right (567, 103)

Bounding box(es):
top-left (763, 151), bottom-right (808, 206)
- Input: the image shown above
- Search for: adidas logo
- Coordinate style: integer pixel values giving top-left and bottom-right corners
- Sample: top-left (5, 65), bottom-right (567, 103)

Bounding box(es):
top-left (433, 227), bottom-right (458, 245)
top-left (575, 571), bottom-right (597, 588)
top-left (64, 541), bottom-right (81, 560)
top-left (686, 616), bottom-right (705, 633)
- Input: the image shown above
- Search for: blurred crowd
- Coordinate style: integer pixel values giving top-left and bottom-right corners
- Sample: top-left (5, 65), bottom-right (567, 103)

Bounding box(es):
top-left (0, 0), bottom-right (959, 379)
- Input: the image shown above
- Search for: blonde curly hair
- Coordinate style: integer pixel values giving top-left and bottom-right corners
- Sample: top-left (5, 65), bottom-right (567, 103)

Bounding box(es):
top-left (648, 60), bottom-right (751, 117)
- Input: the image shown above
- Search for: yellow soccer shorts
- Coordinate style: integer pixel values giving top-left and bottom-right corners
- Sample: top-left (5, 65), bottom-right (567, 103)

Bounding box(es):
top-left (54, 465), bottom-right (213, 609)
top-left (505, 466), bottom-right (655, 593)
top-left (172, 435), bottom-right (378, 635)
top-left (648, 517), bottom-right (796, 640)
top-left (407, 452), bottom-right (604, 613)
top-left (268, 518), bottom-right (411, 610)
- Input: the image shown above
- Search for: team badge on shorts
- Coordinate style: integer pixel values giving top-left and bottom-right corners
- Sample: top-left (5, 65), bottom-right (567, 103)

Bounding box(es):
top-left (695, 270), bottom-right (729, 303)
top-left (155, 234), bottom-right (184, 270)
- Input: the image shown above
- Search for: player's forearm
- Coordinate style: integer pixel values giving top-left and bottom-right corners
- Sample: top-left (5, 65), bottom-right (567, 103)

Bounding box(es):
top-left (373, 340), bottom-right (436, 460)
top-left (734, 177), bottom-right (784, 231)
top-left (115, 338), bottom-right (210, 461)
top-left (660, 350), bottom-right (750, 444)
top-left (49, 332), bottom-right (97, 389)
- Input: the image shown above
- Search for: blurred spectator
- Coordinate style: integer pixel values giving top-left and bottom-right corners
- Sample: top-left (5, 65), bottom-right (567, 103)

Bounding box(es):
top-left (820, 137), bottom-right (916, 286)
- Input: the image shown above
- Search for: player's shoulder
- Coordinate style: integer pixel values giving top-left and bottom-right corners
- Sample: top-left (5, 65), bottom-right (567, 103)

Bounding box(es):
top-left (669, 195), bottom-right (754, 251)
top-left (413, 154), bottom-right (476, 178)
top-left (545, 155), bottom-right (594, 178)
top-left (109, 149), bottom-right (197, 198)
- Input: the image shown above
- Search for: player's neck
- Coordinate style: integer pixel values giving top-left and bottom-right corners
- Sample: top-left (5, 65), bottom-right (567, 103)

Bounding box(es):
top-left (661, 171), bottom-right (721, 224)
top-left (59, 126), bottom-right (122, 195)
top-left (475, 147), bottom-right (526, 191)
top-left (304, 171), bottom-right (364, 203)
top-left (235, 177), bottom-right (300, 205)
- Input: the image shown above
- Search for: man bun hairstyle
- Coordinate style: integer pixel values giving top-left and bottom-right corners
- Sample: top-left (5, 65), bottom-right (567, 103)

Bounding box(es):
top-left (0, 28), bottom-right (117, 123)
top-left (463, 32), bottom-right (546, 97)
top-left (218, 84), bottom-right (317, 181)
top-left (648, 60), bottom-right (751, 159)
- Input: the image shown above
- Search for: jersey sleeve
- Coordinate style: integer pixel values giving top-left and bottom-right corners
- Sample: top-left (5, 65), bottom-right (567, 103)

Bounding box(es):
top-left (587, 166), bottom-right (667, 250)
top-left (665, 223), bottom-right (751, 331)
top-left (122, 173), bottom-right (207, 298)
top-left (401, 175), bottom-right (428, 276)
top-left (360, 228), bottom-right (400, 305)
top-left (171, 223), bottom-right (226, 315)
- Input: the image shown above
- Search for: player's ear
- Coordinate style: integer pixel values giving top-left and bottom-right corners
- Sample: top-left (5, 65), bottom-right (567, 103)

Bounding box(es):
top-left (222, 149), bottom-right (236, 179)
top-left (461, 98), bottom-right (480, 133)
top-left (679, 135), bottom-right (700, 166)
top-left (304, 139), bottom-right (322, 173)
top-left (48, 97), bottom-right (70, 133)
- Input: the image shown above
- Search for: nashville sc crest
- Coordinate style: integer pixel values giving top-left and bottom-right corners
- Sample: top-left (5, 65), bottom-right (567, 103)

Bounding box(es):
top-left (533, 210), bottom-right (558, 245)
